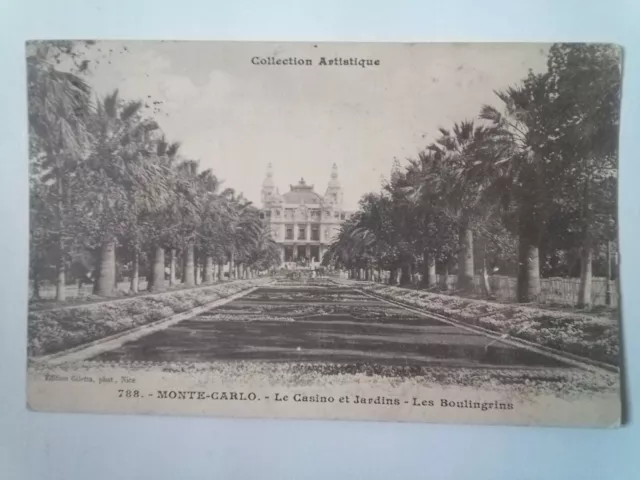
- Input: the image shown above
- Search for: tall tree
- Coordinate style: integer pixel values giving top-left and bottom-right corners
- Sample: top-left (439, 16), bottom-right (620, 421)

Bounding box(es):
top-left (174, 160), bottom-right (202, 287)
top-left (84, 89), bottom-right (160, 296)
top-left (145, 137), bottom-right (181, 291)
top-left (426, 121), bottom-right (495, 293)
top-left (27, 41), bottom-right (93, 301)
top-left (220, 189), bottom-right (262, 280)
top-left (195, 169), bottom-right (226, 284)
top-left (480, 74), bottom-right (553, 302)
top-left (404, 150), bottom-right (458, 289)
top-left (546, 43), bottom-right (621, 308)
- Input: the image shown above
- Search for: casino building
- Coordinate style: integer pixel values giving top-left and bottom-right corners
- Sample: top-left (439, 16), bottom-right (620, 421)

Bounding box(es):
top-left (260, 163), bottom-right (353, 268)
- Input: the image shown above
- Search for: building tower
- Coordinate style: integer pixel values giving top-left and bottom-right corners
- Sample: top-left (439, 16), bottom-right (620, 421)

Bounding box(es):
top-left (324, 163), bottom-right (343, 207)
top-left (261, 163), bottom-right (276, 206)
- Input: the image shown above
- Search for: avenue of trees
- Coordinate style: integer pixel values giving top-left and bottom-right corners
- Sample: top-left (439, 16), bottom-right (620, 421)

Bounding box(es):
top-left (28, 41), bottom-right (281, 301)
top-left (325, 44), bottom-right (621, 307)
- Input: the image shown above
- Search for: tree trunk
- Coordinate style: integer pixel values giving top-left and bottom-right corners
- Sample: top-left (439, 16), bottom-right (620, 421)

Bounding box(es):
top-left (55, 258), bottom-right (66, 301)
top-left (516, 210), bottom-right (541, 303)
top-left (32, 271), bottom-right (41, 300)
top-left (516, 163), bottom-right (543, 303)
top-left (441, 260), bottom-right (450, 291)
top-left (411, 264), bottom-right (419, 285)
top-left (203, 257), bottom-right (213, 284)
top-left (400, 262), bottom-right (412, 286)
top-left (577, 244), bottom-right (593, 309)
top-left (183, 243), bottom-right (195, 286)
top-left (457, 220), bottom-right (474, 293)
top-left (229, 252), bottom-right (235, 280)
top-left (195, 257), bottom-right (202, 285)
top-left (169, 249), bottom-right (177, 286)
top-left (150, 245), bottom-right (166, 292)
top-left (204, 255), bottom-right (214, 284)
top-left (389, 267), bottom-right (400, 285)
top-left (218, 262), bottom-right (224, 281)
top-left (606, 241), bottom-right (613, 306)
top-left (422, 250), bottom-right (437, 287)
top-left (615, 249), bottom-right (621, 310)
top-left (480, 260), bottom-right (491, 298)
top-left (54, 168), bottom-right (66, 302)
top-left (478, 240), bottom-right (491, 298)
top-left (130, 250), bottom-right (140, 294)
top-left (95, 240), bottom-right (117, 297)
top-left (577, 179), bottom-right (593, 309)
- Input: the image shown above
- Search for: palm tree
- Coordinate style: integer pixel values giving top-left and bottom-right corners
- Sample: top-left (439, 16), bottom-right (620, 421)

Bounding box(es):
top-left (119, 137), bottom-right (172, 294)
top-left (383, 171), bottom-right (422, 285)
top-left (479, 74), bottom-right (551, 302)
top-left (173, 160), bottom-right (202, 287)
top-left (426, 121), bottom-right (494, 293)
top-left (130, 138), bottom-right (188, 293)
top-left (195, 169), bottom-right (226, 284)
top-left (403, 150), bottom-right (458, 289)
top-left (244, 226), bottom-right (281, 274)
top-left (326, 193), bottom-right (399, 282)
top-left (220, 189), bottom-right (262, 280)
top-left (27, 42), bottom-right (93, 301)
top-left (84, 89), bottom-right (160, 296)
top-left (148, 137), bottom-right (182, 290)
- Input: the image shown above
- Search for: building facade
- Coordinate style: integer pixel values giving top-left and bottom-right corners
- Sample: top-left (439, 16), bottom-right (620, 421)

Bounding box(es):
top-left (260, 163), bottom-right (353, 268)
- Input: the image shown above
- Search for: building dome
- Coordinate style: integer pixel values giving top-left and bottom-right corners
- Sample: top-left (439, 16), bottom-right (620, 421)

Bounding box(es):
top-left (282, 178), bottom-right (323, 204)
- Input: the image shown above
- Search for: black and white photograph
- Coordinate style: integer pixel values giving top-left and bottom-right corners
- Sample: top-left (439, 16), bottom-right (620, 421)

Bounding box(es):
top-left (26, 41), bottom-right (623, 427)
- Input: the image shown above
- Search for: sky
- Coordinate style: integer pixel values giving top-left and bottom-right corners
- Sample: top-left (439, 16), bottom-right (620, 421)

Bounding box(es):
top-left (71, 41), bottom-right (550, 210)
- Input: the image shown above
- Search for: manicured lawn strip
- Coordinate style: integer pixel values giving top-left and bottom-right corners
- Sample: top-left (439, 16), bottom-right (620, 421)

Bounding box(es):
top-left (28, 279), bottom-right (269, 357)
top-left (350, 281), bottom-right (620, 366)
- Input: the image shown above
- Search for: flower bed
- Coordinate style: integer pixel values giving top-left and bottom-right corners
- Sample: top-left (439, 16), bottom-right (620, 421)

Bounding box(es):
top-left (351, 282), bottom-right (620, 366)
top-left (28, 279), bottom-right (270, 357)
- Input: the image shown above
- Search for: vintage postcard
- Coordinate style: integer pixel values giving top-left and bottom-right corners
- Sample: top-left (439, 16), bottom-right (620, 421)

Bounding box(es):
top-left (27, 41), bottom-right (623, 427)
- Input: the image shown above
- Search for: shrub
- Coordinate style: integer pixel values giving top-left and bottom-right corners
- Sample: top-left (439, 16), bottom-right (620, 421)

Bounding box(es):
top-left (355, 281), bottom-right (619, 366)
top-left (28, 278), bottom-right (268, 357)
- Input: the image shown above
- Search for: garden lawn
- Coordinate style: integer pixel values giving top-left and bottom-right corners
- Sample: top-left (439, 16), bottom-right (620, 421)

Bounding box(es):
top-left (349, 281), bottom-right (620, 366)
top-left (28, 279), bottom-right (270, 357)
